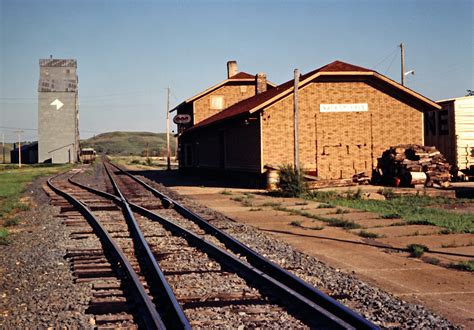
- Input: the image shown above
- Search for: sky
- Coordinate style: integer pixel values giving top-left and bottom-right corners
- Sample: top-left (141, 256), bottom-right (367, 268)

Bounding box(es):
top-left (0, 0), bottom-right (472, 142)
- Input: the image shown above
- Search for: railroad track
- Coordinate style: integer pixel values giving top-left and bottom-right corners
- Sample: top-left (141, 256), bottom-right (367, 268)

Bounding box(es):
top-left (46, 159), bottom-right (377, 329)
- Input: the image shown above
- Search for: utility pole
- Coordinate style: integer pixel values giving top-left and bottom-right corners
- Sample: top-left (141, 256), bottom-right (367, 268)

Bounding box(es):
top-left (400, 43), bottom-right (405, 86)
top-left (2, 133), bottom-right (5, 164)
top-left (14, 130), bottom-right (24, 168)
top-left (166, 87), bottom-right (171, 170)
top-left (293, 69), bottom-right (300, 172)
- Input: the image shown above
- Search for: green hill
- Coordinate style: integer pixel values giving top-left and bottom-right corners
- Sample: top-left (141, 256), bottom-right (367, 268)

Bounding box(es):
top-left (81, 131), bottom-right (177, 156)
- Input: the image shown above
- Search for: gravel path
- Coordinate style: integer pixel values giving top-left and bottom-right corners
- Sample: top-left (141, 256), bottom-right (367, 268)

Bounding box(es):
top-left (0, 177), bottom-right (92, 328)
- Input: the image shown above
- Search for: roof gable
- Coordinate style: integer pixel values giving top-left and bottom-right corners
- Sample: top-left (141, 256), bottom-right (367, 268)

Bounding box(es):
top-left (185, 60), bottom-right (441, 133)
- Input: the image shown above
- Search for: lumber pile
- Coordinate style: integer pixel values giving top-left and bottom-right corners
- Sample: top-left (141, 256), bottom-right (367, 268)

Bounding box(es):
top-left (375, 144), bottom-right (451, 187)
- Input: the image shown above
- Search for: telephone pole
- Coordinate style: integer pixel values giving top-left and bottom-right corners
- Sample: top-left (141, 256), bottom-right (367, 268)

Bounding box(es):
top-left (14, 130), bottom-right (24, 168)
top-left (293, 69), bottom-right (300, 172)
top-left (2, 133), bottom-right (5, 164)
top-left (166, 87), bottom-right (171, 170)
top-left (400, 43), bottom-right (405, 86)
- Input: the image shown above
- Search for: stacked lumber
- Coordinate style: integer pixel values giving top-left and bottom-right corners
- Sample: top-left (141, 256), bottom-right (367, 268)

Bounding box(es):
top-left (375, 144), bottom-right (451, 187)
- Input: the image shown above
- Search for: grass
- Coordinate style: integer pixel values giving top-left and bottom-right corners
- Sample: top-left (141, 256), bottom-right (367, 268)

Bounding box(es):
top-left (273, 205), bottom-right (360, 229)
top-left (4, 217), bottom-right (19, 227)
top-left (424, 257), bottom-right (440, 265)
top-left (407, 244), bottom-right (429, 258)
top-left (335, 208), bottom-right (350, 214)
top-left (290, 220), bottom-right (303, 227)
top-left (317, 203), bottom-right (335, 209)
top-left (0, 164), bottom-right (72, 222)
top-left (219, 189), bottom-right (232, 195)
top-left (358, 230), bottom-right (381, 238)
top-left (231, 196), bottom-right (253, 207)
top-left (81, 131), bottom-right (177, 156)
top-left (306, 192), bottom-right (474, 234)
top-left (450, 260), bottom-right (474, 272)
top-left (261, 202), bottom-right (282, 207)
top-left (0, 228), bottom-right (9, 245)
top-left (249, 207), bottom-right (263, 211)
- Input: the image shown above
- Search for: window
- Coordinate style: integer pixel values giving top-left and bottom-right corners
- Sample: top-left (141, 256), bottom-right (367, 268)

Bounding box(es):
top-left (210, 95), bottom-right (224, 110)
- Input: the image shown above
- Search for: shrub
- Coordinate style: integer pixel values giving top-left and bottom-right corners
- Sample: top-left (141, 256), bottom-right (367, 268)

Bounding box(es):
top-left (277, 164), bottom-right (308, 197)
top-left (220, 190), bottom-right (232, 195)
top-left (407, 244), bottom-right (429, 258)
top-left (381, 213), bottom-right (401, 219)
top-left (145, 157), bottom-right (153, 166)
top-left (290, 220), bottom-right (303, 227)
top-left (424, 257), bottom-right (440, 265)
top-left (130, 159), bottom-right (141, 165)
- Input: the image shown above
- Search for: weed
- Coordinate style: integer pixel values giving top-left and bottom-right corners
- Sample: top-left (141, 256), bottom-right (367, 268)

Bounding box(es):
top-left (249, 208), bottom-right (262, 212)
top-left (335, 208), bottom-right (349, 214)
top-left (261, 202), bottom-right (281, 207)
top-left (317, 203), bottom-right (334, 209)
top-left (450, 260), bottom-right (474, 272)
top-left (424, 257), bottom-right (440, 265)
top-left (130, 159), bottom-right (141, 165)
top-left (441, 241), bottom-right (458, 248)
top-left (0, 228), bottom-right (9, 245)
top-left (309, 225), bottom-right (324, 230)
top-left (290, 220), bottom-right (303, 227)
top-left (327, 219), bottom-right (361, 229)
top-left (407, 244), bottom-right (429, 258)
top-left (406, 219), bottom-right (432, 226)
top-left (439, 229), bottom-right (452, 235)
top-left (346, 188), bottom-right (363, 200)
top-left (295, 201), bottom-right (308, 206)
top-left (220, 190), bottom-right (232, 195)
top-left (381, 213), bottom-right (401, 219)
top-left (231, 197), bottom-right (244, 202)
top-left (378, 188), bottom-right (395, 199)
top-left (277, 164), bottom-right (308, 197)
top-left (4, 217), bottom-right (19, 227)
top-left (243, 192), bottom-right (255, 198)
top-left (358, 230), bottom-right (380, 238)
top-left (145, 157), bottom-right (153, 166)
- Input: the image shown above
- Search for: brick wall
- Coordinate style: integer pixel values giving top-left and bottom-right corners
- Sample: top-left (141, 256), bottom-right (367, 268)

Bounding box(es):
top-left (193, 82), bottom-right (256, 124)
top-left (262, 80), bottom-right (424, 179)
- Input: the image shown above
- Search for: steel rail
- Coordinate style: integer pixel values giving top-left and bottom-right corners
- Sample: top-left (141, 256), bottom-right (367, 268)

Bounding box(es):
top-left (70, 166), bottom-right (355, 329)
top-left (47, 173), bottom-right (165, 330)
top-left (95, 164), bottom-right (192, 330)
top-left (106, 160), bottom-right (378, 330)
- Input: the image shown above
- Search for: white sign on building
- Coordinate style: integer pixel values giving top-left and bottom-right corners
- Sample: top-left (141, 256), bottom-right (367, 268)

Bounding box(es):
top-left (320, 103), bottom-right (368, 113)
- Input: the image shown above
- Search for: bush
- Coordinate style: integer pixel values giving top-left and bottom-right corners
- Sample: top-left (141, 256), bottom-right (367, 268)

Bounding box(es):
top-left (450, 260), bottom-right (474, 272)
top-left (277, 164), bottom-right (308, 197)
top-left (358, 230), bottom-right (380, 238)
top-left (407, 244), bottom-right (429, 258)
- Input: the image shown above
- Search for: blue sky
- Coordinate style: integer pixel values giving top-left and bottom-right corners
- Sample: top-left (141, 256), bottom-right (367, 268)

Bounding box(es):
top-left (1, 0), bottom-right (472, 141)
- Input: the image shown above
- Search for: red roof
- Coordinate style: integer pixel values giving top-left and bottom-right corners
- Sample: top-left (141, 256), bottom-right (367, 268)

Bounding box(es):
top-left (183, 60), bottom-right (438, 134)
top-left (229, 72), bottom-right (255, 80)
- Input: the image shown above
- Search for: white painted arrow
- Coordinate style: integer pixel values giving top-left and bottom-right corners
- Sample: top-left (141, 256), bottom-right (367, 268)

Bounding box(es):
top-left (50, 99), bottom-right (64, 110)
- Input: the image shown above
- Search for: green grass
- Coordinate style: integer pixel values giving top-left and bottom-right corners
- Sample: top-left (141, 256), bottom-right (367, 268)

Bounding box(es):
top-left (450, 260), bottom-right (474, 272)
top-left (273, 205), bottom-right (360, 229)
top-left (220, 189), bottom-right (232, 195)
top-left (306, 193), bottom-right (473, 234)
top-left (0, 228), bottom-right (9, 245)
top-left (0, 164), bottom-right (72, 220)
top-left (358, 230), bottom-right (381, 238)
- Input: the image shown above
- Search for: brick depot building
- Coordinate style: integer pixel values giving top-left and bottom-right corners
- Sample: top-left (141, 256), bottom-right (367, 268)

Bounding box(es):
top-left (176, 60), bottom-right (441, 182)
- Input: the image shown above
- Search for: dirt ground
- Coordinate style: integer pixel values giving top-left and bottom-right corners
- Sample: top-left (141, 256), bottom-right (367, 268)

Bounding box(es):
top-left (133, 169), bottom-right (474, 328)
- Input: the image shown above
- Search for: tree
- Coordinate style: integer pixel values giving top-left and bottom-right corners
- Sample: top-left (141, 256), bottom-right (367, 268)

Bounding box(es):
top-left (466, 89), bottom-right (474, 96)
